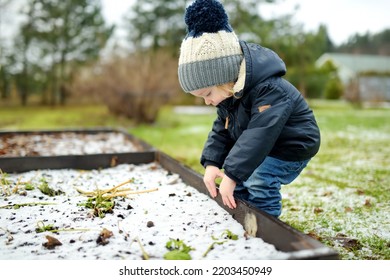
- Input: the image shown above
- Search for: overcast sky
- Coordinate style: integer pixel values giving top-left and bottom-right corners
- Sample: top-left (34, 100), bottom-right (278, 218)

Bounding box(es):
top-left (1, 0), bottom-right (388, 47)
top-left (101, 0), bottom-right (390, 45)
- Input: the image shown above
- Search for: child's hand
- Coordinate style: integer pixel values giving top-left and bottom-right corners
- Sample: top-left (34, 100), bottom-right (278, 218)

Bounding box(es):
top-left (219, 176), bottom-right (237, 209)
top-left (203, 165), bottom-right (225, 198)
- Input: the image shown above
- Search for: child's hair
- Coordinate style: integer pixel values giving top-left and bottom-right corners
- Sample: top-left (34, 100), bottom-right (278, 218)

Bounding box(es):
top-left (218, 82), bottom-right (241, 99)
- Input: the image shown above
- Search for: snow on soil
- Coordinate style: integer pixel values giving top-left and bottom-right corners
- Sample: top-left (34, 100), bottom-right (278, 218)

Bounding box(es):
top-left (0, 163), bottom-right (291, 260)
top-left (0, 132), bottom-right (140, 156)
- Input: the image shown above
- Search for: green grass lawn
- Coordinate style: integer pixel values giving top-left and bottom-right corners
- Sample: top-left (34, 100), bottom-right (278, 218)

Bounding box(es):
top-left (1, 100), bottom-right (389, 260)
top-left (0, 104), bottom-right (135, 130)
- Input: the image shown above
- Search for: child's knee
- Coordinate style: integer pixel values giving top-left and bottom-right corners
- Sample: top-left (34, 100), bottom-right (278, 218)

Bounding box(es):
top-left (262, 207), bottom-right (281, 218)
top-left (246, 194), bottom-right (282, 217)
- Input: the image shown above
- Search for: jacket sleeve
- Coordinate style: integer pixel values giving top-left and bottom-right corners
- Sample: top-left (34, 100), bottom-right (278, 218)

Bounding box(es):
top-left (200, 112), bottom-right (234, 169)
top-left (223, 83), bottom-right (295, 184)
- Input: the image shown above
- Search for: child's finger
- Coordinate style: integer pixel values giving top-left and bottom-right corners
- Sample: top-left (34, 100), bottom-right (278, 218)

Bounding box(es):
top-left (223, 195), bottom-right (236, 209)
top-left (229, 196), bottom-right (237, 208)
top-left (204, 180), bottom-right (217, 198)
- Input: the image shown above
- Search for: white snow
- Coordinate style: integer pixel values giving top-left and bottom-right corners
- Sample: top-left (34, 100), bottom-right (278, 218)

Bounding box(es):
top-left (0, 132), bottom-right (140, 157)
top-left (0, 163), bottom-right (290, 260)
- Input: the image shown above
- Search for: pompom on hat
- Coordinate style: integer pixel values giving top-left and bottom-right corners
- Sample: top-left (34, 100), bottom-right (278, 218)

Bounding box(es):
top-left (178, 0), bottom-right (244, 93)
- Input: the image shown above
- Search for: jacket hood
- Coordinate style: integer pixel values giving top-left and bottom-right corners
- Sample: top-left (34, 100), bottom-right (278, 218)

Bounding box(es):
top-left (240, 41), bottom-right (286, 92)
top-left (217, 41), bottom-right (287, 110)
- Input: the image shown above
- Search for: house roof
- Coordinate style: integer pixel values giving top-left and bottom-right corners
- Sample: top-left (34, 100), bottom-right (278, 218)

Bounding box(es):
top-left (316, 53), bottom-right (390, 74)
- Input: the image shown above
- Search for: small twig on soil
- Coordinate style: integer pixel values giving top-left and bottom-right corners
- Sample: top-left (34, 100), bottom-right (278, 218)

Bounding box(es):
top-left (75, 179), bottom-right (134, 196)
top-left (202, 240), bottom-right (227, 258)
top-left (101, 179), bottom-right (135, 195)
top-left (0, 227), bottom-right (14, 243)
top-left (202, 230), bottom-right (238, 258)
top-left (0, 202), bottom-right (56, 209)
top-left (76, 177), bottom-right (158, 199)
top-left (135, 237), bottom-right (150, 260)
top-left (0, 169), bottom-right (11, 195)
top-left (35, 220), bottom-right (93, 233)
top-left (49, 228), bottom-right (94, 233)
top-left (102, 188), bottom-right (159, 198)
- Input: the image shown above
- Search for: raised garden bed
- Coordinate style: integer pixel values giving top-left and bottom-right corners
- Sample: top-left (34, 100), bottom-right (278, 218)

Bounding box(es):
top-left (0, 128), bottom-right (154, 172)
top-left (0, 128), bottom-right (153, 157)
top-left (0, 129), bottom-right (338, 260)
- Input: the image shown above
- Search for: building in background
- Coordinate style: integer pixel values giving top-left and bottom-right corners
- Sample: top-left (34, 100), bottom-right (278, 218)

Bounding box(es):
top-left (316, 53), bottom-right (390, 103)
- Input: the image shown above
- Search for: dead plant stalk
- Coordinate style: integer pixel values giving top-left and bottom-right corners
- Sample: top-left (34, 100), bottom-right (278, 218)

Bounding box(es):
top-left (76, 179), bottom-right (158, 198)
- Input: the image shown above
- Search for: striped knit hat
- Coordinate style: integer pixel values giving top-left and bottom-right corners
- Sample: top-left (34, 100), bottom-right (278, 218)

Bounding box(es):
top-left (178, 0), bottom-right (244, 93)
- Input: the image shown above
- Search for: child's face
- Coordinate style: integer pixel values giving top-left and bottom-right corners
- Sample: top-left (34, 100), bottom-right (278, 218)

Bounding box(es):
top-left (190, 86), bottom-right (231, 106)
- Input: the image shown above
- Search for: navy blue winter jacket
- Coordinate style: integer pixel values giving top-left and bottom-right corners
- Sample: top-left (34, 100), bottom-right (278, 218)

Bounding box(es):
top-left (200, 41), bottom-right (321, 184)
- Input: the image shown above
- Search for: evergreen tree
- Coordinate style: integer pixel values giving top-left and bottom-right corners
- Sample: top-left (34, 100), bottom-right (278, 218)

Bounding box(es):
top-left (16, 0), bottom-right (114, 105)
top-left (126, 0), bottom-right (189, 55)
top-left (336, 29), bottom-right (390, 56)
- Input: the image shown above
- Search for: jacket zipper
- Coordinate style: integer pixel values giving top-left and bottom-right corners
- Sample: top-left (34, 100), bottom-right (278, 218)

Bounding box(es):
top-left (225, 112), bottom-right (238, 140)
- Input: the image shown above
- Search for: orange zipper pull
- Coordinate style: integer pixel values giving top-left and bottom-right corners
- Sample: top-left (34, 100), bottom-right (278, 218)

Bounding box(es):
top-left (225, 116), bottom-right (229, 129)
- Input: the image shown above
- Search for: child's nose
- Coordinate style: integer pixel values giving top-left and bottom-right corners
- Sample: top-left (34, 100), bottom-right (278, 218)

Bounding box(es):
top-left (204, 98), bottom-right (211, 105)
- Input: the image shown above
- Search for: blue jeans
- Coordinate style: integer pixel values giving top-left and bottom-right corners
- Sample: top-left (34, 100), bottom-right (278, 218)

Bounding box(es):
top-left (234, 156), bottom-right (310, 218)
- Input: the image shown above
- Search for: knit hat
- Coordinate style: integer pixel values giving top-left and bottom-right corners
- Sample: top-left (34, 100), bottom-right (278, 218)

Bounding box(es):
top-left (178, 0), bottom-right (244, 93)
